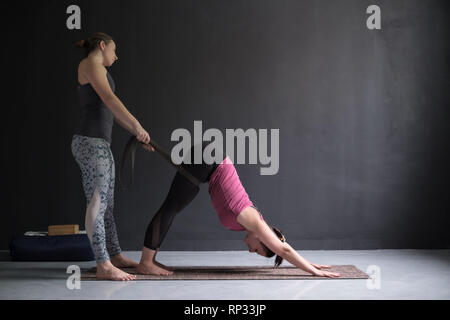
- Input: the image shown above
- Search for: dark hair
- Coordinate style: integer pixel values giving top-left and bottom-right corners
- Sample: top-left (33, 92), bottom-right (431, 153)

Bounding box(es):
top-left (74, 32), bottom-right (114, 58)
top-left (261, 226), bottom-right (286, 268)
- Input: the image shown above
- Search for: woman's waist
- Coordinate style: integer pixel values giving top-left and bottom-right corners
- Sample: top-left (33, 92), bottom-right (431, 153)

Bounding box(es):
top-left (207, 156), bottom-right (234, 186)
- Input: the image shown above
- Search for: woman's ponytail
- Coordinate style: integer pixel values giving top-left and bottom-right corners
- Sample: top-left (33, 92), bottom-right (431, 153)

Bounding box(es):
top-left (74, 32), bottom-right (113, 58)
top-left (261, 225), bottom-right (286, 268)
top-left (74, 39), bottom-right (88, 48)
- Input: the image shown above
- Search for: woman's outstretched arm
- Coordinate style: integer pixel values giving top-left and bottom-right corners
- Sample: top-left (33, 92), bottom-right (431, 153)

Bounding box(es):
top-left (281, 242), bottom-right (340, 277)
top-left (237, 207), bottom-right (340, 278)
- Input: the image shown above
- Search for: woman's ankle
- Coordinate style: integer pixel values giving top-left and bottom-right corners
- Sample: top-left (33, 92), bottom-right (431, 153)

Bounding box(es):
top-left (110, 253), bottom-right (123, 260)
top-left (140, 246), bottom-right (158, 264)
top-left (96, 260), bottom-right (114, 271)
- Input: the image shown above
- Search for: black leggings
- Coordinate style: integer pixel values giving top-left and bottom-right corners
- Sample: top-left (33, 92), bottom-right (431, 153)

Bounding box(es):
top-left (144, 142), bottom-right (224, 250)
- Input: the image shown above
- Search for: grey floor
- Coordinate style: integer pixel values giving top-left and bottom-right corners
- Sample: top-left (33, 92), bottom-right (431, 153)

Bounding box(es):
top-left (0, 249), bottom-right (449, 300)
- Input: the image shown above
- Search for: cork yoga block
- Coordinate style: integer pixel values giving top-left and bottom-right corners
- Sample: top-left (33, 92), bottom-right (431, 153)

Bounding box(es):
top-left (48, 224), bottom-right (79, 236)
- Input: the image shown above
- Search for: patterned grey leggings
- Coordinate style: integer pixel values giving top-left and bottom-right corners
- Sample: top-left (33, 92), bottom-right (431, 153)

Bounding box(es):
top-left (71, 134), bottom-right (121, 262)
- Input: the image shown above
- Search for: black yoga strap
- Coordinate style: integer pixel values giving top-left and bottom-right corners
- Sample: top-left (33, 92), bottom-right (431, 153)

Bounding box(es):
top-left (119, 135), bottom-right (202, 189)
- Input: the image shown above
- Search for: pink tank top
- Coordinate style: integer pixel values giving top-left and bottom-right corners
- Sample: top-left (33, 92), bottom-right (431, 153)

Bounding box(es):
top-left (208, 156), bottom-right (263, 231)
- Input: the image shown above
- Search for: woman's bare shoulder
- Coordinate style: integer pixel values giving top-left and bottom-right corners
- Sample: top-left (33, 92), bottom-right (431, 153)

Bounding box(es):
top-left (78, 58), bottom-right (101, 72)
top-left (237, 207), bottom-right (261, 231)
top-left (77, 58), bottom-right (89, 83)
top-left (78, 58), bottom-right (88, 71)
top-left (78, 58), bottom-right (106, 84)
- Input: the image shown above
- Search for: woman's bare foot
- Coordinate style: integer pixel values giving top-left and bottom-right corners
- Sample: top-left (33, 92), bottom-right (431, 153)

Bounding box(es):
top-left (136, 262), bottom-right (173, 276)
top-left (151, 253), bottom-right (173, 271)
top-left (137, 246), bottom-right (173, 276)
top-left (153, 260), bottom-right (173, 271)
top-left (96, 260), bottom-right (137, 281)
top-left (110, 253), bottom-right (139, 268)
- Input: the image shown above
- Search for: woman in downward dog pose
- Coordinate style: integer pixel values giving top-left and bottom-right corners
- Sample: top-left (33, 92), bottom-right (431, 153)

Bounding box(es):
top-left (123, 140), bottom-right (340, 278)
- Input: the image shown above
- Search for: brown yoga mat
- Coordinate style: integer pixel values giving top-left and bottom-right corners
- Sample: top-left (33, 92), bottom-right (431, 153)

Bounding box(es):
top-left (81, 265), bottom-right (369, 280)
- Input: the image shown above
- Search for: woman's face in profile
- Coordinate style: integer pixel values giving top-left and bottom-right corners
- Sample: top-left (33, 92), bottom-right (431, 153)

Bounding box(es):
top-left (103, 40), bottom-right (118, 66)
top-left (244, 233), bottom-right (267, 257)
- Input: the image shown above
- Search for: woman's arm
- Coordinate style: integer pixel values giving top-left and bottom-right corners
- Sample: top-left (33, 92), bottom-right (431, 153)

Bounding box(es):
top-left (280, 242), bottom-right (320, 275)
top-left (282, 245), bottom-right (340, 277)
top-left (255, 223), bottom-right (319, 275)
top-left (114, 115), bottom-right (138, 134)
top-left (238, 208), bottom-right (317, 274)
top-left (237, 208), bottom-right (340, 277)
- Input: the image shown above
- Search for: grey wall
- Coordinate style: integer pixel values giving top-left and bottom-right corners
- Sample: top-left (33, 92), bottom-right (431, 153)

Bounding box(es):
top-left (2, 0), bottom-right (449, 251)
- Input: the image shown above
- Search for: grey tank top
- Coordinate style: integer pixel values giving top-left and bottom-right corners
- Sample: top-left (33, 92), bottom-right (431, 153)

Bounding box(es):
top-left (74, 70), bottom-right (116, 144)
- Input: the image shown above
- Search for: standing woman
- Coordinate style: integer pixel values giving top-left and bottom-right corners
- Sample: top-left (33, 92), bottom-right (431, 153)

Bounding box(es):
top-left (72, 32), bottom-right (154, 281)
